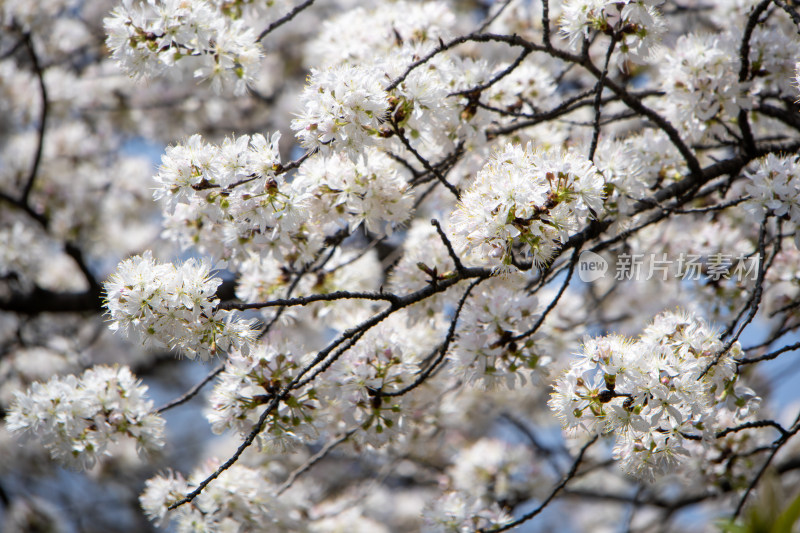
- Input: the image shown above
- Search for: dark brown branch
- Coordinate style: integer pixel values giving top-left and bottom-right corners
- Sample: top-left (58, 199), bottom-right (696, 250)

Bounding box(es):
top-left (0, 191), bottom-right (47, 228)
top-left (699, 218), bottom-right (770, 378)
top-left (511, 246), bottom-right (581, 342)
top-left (716, 419), bottom-right (789, 439)
top-left (563, 488), bottom-right (714, 510)
top-left (755, 102), bottom-right (800, 131)
top-left (391, 124), bottom-right (461, 199)
top-left (384, 32), bottom-right (547, 92)
top-left (169, 267), bottom-right (493, 509)
top-left (0, 286), bottom-right (103, 314)
top-left (485, 89), bottom-right (663, 136)
top-left (733, 410), bottom-right (800, 518)
top-left (431, 219), bottom-right (465, 272)
top-left (737, 0), bottom-right (773, 155)
top-left (541, 0), bottom-right (553, 47)
top-left (773, 0), bottom-right (800, 28)
top-left (379, 278), bottom-right (483, 398)
top-left (21, 33), bottom-right (48, 205)
top-left (739, 341), bottom-right (800, 365)
top-left (219, 289), bottom-right (401, 311)
top-left (588, 35), bottom-right (618, 161)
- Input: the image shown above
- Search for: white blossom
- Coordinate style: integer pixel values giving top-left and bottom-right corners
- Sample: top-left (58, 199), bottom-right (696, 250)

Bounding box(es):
top-left (206, 344), bottom-right (319, 452)
top-left (744, 153), bottom-right (800, 247)
top-left (560, 0), bottom-right (666, 64)
top-left (549, 309), bottom-right (758, 481)
top-left (140, 462), bottom-right (303, 531)
top-left (421, 490), bottom-right (511, 532)
top-left (104, 252), bottom-right (256, 360)
top-left (317, 323), bottom-right (422, 448)
top-left (659, 33), bottom-right (750, 143)
top-left (6, 365), bottom-right (165, 470)
top-left (292, 64), bottom-right (389, 157)
top-left (154, 132), bottom-right (317, 265)
top-left (452, 276), bottom-right (550, 389)
top-left (450, 143), bottom-right (604, 269)
top-left (104, 0), bottom-right (262, 94)
top-left (293, 148), bottom-right (415, 236)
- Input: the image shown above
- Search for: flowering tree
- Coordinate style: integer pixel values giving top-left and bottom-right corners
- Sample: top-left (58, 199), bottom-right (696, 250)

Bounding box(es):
top-left (2, 0), bottom-right (800, 530)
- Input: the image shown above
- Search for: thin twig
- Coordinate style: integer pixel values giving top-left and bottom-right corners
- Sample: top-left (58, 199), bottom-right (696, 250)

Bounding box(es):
top-left (477, 0), bottom-right (516, 32)
top-left (716, 419), bottom-right (789, 439)
top-left (392, 125), bottom-right (460, 199)
top-left (277, 429), bottom-right (357, 495)
top-left (736, 0), bottom-right (772, 155)
top-left (542, 0), bottom-right (552, 47)
top-left (155, 364), bottom-right (225, 414)
top-left (699, 218), bottom-right (770, 378)
top-left (448, 48), bottom-right (532, 97)
top-left (380, 278), bottom-right (483, 398)
top-left (733, 410), bottom-right (800, 518)
top-left (511, 247), bottom-right (581, 342)
top-left (257, 0), bottom-right (315, 41)
top-left (431, 219), bottom-right (464, 272)
top-left (588, 35), bottom-right (618, 161)
top-left (738, 341), bottom-right (800, 365)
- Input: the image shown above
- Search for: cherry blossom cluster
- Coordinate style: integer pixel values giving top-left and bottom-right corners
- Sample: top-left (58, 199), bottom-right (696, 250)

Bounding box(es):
top-left (382, 51), bottom-right (492, 160)
top-left (305, 1), bottom-right (455, 70)
top-left (608, 129), bottom-right (685, 207)
top-left (449, 437), bottom-right (538, 505)
top-left (452, 276), bottom-right (550, 389)
top-left (747, 23), bottom-right (800, 98)
top-left (293, 47), bottom-right (491, 163)
top-left (318, 324), bottom-right (421, 448)
top-left (451, 143), bottom-right (604, 269)
top-left (560, 0), bottom-right (666, 64)
top-left (298, 2), bottom-right (494, 162)
top-left (104, 251), bottom-right (255, 360)
top-left (206, 344), bottom-right (320, 452)
top-left (292, 64), bottom-right (389, 156)
top-left (154, 132), bottom-right (314, 263)
top-left (744, 153), bottom-right (800, 245)
top-left (206, 316), bottom-right (441, 453)
top-left (140, 463), bottom-right (301, 530)
top-left (104, 0), bottom-right (262, 94)
top-left (549, 309), bottom-right (759, 481)
top-left (156, 131), bottom-right (416, 264)
top-left (592, 137), bottom-right (649, 218)
top-left (659, 33), bottom-right (749, 143)
top-left (6, 365), bottom-right (165, 470)
top-left (487, 62), bottom-right (558, 114)
top-left (421, 490), bottom-right (512, 532)
top-left (293, 148), bottom-right (415, 236)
